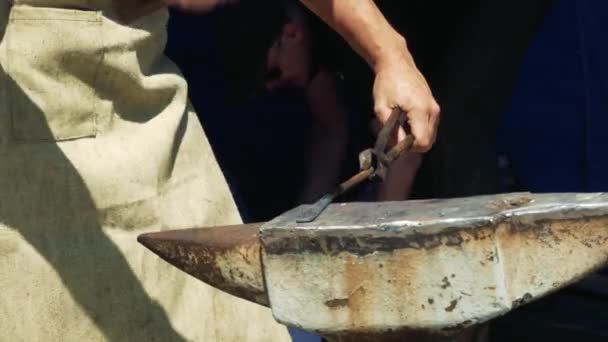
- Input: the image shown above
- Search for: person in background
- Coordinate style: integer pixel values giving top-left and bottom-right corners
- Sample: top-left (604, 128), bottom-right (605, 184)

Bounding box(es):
top-left (261, 4), bottom-right (351, 340)
top-left (264, 2), bottom-right (351, 205)
top-left (243, 0), bottom-right (428, 206)
top-left (262, 0), bottom-right (556, 204)
top-left (265, 1), bottom-right (425, 203)
top-left (212, 0), bottom-right (440, 222)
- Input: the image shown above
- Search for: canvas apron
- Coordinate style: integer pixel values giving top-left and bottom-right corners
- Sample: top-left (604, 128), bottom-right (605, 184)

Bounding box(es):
top-left (0, 1), bottom-right (288, 341)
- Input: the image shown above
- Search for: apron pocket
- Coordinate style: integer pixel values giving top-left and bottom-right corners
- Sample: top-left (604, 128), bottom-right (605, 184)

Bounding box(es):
top-left (6, 6), bottom-right (104, 142)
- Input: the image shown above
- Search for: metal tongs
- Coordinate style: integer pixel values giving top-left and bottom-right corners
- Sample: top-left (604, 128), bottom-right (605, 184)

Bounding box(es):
top-left (297, 108), bottom-right (415, 223)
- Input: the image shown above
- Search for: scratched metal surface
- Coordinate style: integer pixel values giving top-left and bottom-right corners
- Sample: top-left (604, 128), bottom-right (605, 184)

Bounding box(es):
top-left (260, 192), bottom-right (608, 336)
top-left (260, 192), bottom-right (608, 242)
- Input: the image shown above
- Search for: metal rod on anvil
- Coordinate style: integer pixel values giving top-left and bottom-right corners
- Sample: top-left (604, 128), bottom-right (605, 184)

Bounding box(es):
top-left (297, 168), bottom-right (374, 223)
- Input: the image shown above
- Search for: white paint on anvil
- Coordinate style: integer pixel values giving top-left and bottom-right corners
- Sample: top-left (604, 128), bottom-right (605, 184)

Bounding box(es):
top-left (263, 220), bottom-right (608, 334)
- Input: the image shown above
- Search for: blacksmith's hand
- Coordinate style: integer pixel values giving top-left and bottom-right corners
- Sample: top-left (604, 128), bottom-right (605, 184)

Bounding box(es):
top-left (299, 0), bottom-right (440, 153)
top-left (372, 47), bottom-right (440, 153)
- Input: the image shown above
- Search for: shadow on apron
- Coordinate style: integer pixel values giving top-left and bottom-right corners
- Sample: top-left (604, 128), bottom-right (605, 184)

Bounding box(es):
top-left (0, 5), bottom-right (186, 341)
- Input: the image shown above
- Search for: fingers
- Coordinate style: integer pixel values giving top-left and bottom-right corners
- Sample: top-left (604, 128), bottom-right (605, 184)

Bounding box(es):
top-left (373, 101), bottom-right (394, 130)
top-left (407, 99), bottom-right (440, 153)
top-left (374, 98), bottom-right (440, 153)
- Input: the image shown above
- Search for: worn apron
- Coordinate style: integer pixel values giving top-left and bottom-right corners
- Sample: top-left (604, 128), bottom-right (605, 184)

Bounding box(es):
top-left (0, 1), bottom-right (288, 341)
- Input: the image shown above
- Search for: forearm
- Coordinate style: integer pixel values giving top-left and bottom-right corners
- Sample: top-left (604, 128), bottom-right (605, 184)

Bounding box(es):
top-left (302, 0), bottom-right (440, 153)
top-left (299, 0), bottom-right (408, 72)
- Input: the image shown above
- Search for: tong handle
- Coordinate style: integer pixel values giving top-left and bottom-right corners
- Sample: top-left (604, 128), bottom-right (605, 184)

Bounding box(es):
top-left (385, 130), bottom-right (415, 163)
top-left (367, 108), bottom-right (415, 179)
top-left (374, 108), bottom-right (405, 157)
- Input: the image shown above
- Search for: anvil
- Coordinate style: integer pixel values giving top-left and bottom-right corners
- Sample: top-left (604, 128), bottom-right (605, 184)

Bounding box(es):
top-left (138, 192), bottom-right (608, 340)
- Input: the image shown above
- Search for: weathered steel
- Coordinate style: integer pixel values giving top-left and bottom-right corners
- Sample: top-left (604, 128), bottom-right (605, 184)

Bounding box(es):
top-left (138, 192), bottom-right (608, 339)
top-left (138, 223), bottom-right (268, 306)
top-left (261, 192), bottom-right (608, 336)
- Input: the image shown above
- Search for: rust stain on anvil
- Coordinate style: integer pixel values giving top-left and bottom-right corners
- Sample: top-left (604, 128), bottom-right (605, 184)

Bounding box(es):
top-left (325, 298), bottom-right (350, 308)
top-left (444, 299), bottom-right (459, 312)
top-left (440, 277), bottom-right (451, 289)
top-left (138, 223), bottom-right (268, 306)
top-left (511, 293), bottom-right (533, 309)
top-left (260, 225), bottom-right (482, 256)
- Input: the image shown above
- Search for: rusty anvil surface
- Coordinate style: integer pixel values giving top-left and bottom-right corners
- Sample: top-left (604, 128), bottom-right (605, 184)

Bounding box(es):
top-left (138, 192), bottom-right (608, 338)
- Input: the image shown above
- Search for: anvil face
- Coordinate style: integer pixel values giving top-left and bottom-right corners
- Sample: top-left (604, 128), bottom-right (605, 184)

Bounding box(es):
top-left (259, 193), bottom-right (608, 335)
top-left (138, 192), bottom-right (608, 337)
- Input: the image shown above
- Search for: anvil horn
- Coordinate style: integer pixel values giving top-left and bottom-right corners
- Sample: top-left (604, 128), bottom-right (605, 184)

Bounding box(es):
top-left (137, 223), bottom-right (268, 306)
